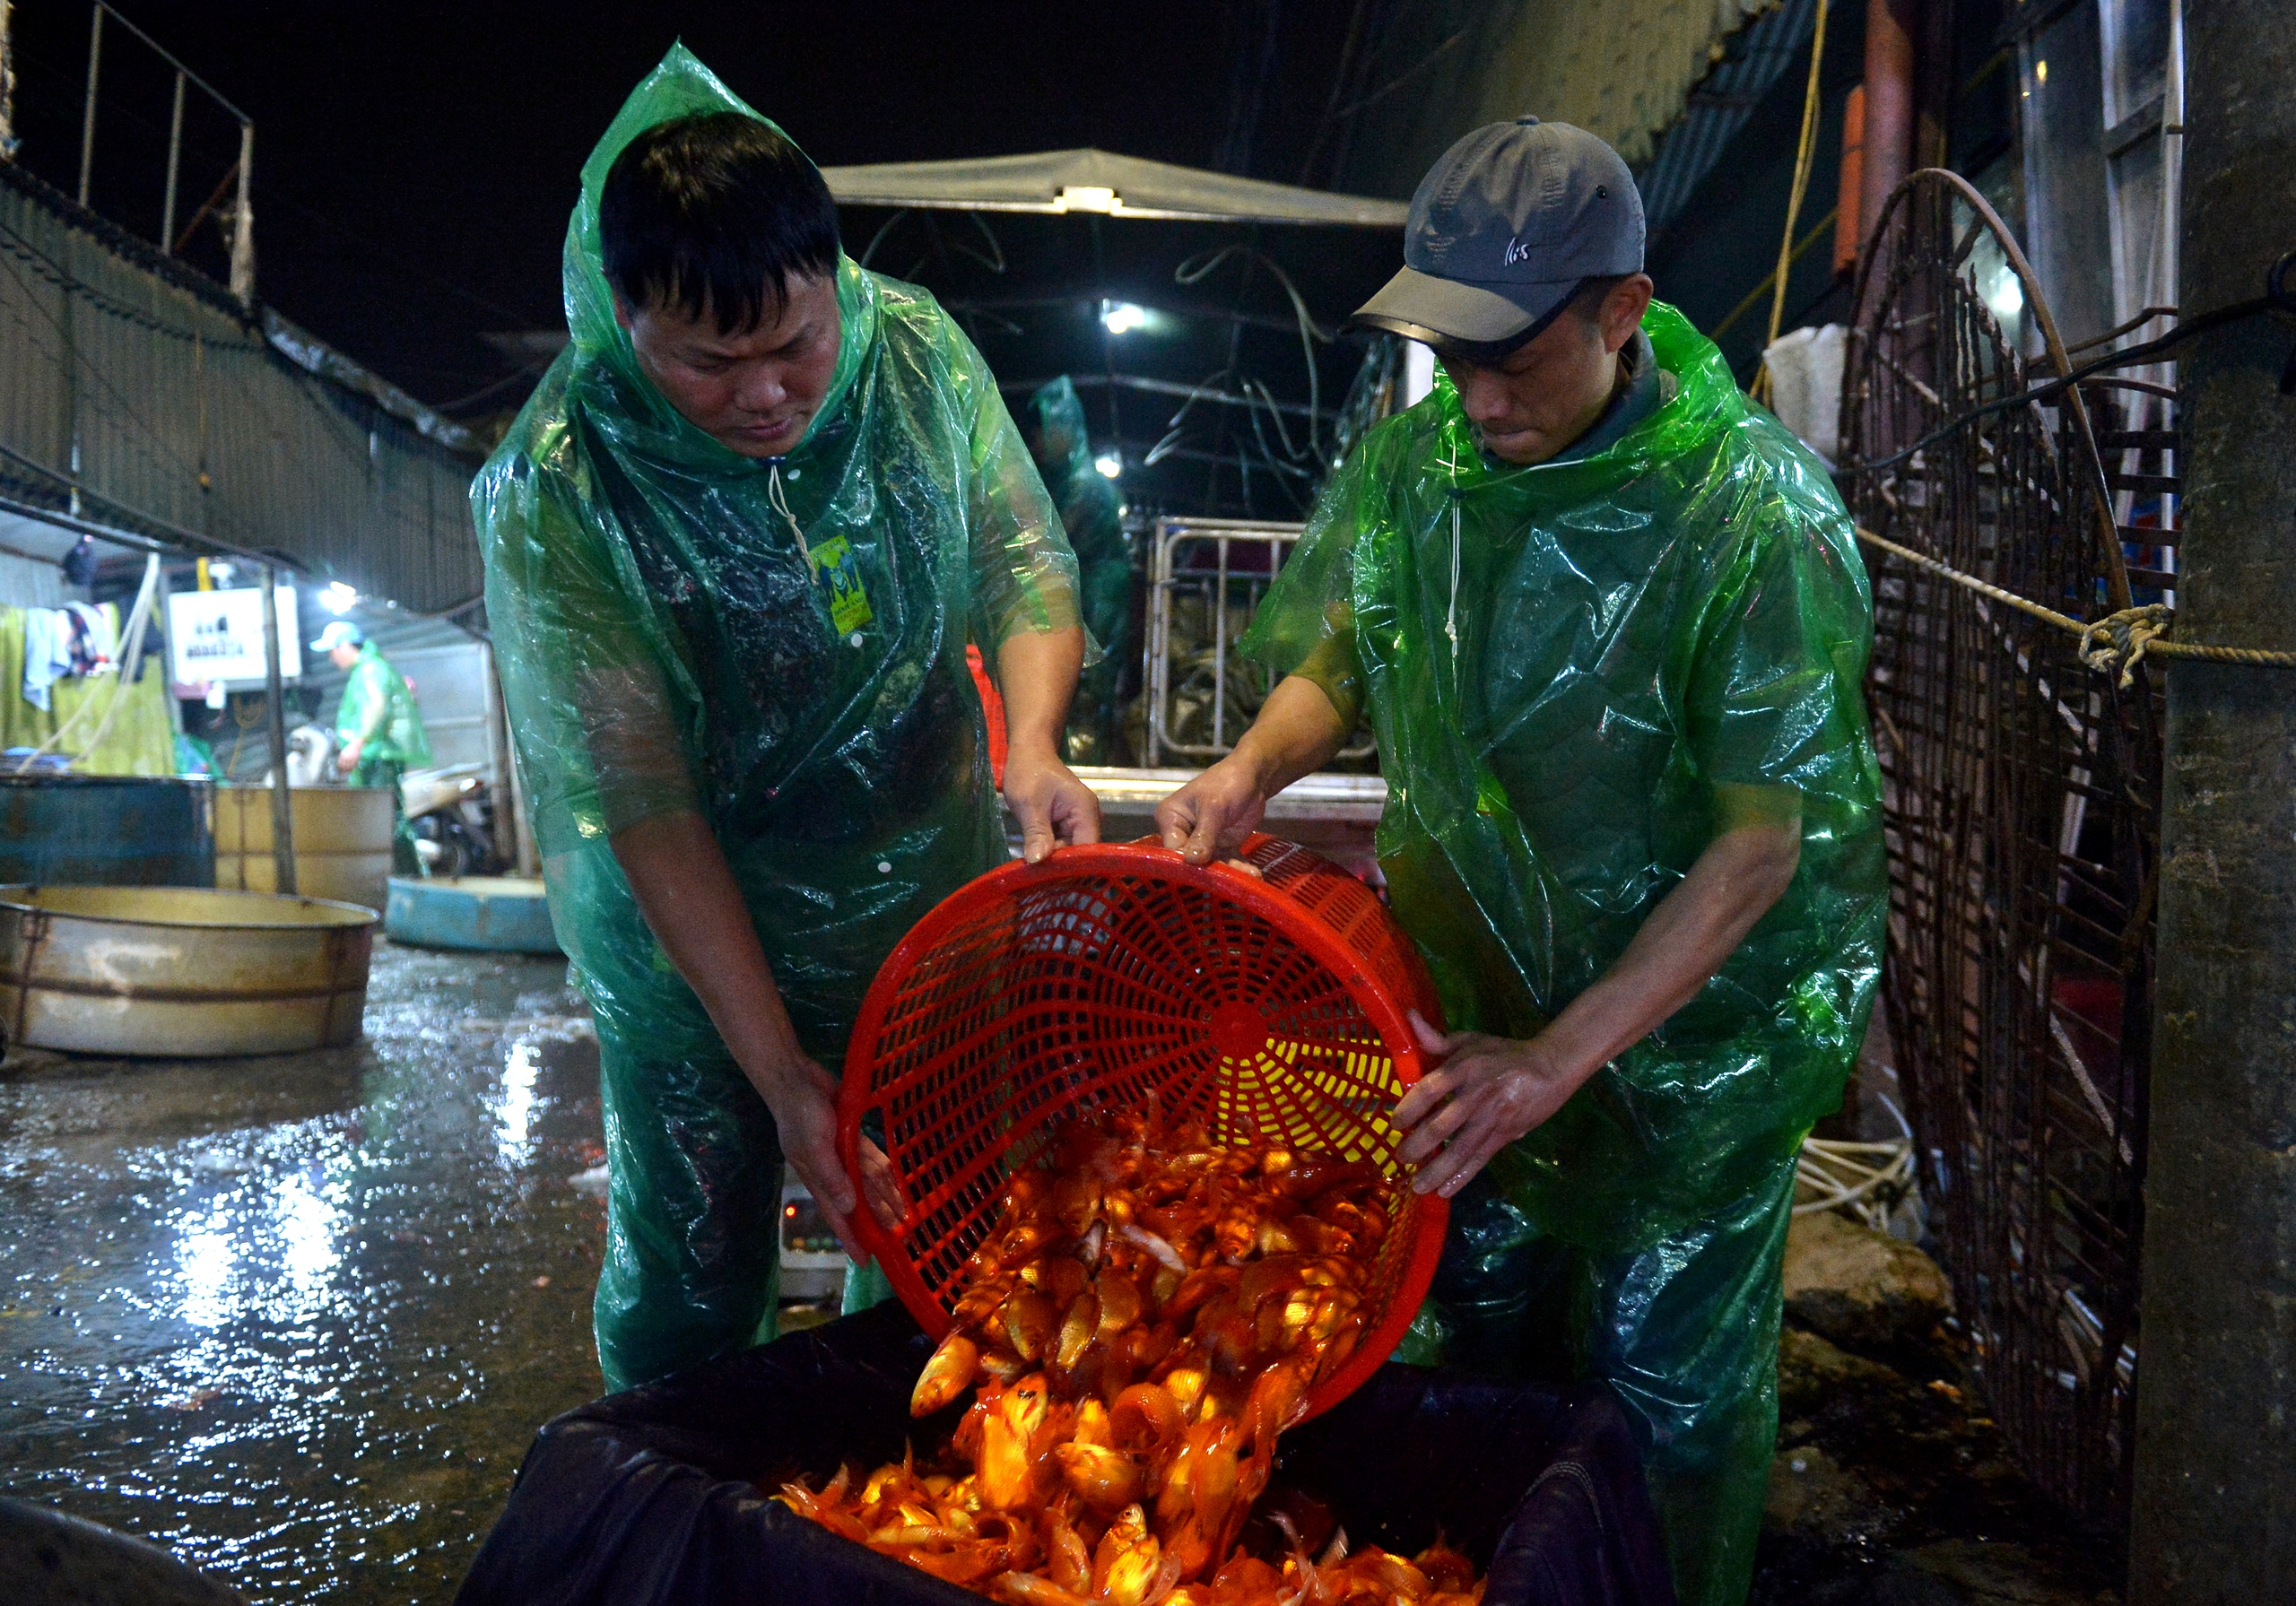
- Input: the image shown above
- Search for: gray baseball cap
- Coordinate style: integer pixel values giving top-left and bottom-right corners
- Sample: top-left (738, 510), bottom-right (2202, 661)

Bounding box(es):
top-left (1353, 117), bottom-right (1645, 355)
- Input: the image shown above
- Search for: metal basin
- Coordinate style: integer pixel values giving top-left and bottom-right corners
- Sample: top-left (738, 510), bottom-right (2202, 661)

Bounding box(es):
top-left (0, 1497), bottom-right (245, 1605)
top-left (0, 885), bottom-right (377, 1057)
top-left (385, 875), bottom-right (561, 954)
top-left (213, 784), bottom-right (395, 911)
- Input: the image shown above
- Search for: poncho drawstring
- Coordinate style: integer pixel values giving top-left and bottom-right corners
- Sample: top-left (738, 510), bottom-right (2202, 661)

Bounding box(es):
top-left (767, 457), bottom-right (817, 575)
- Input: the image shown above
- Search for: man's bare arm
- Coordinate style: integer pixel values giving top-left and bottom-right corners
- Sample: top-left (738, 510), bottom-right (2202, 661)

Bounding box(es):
top-left (1393, 805), bottom-right (1803, 1196)
top-left (609, 809), bottom-right (904, 1259)
top-left (995, 625), bottom-right (1101, 862)
top-left (1154, 674), bottom-right (1352, 863)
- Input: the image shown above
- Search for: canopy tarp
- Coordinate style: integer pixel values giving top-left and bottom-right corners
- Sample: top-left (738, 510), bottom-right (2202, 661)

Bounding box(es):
top-left (820, 148), bottom-right (1407, 228)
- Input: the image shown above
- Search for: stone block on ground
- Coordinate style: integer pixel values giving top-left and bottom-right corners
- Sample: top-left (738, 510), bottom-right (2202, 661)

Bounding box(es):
top-left (1784, 1208), bottom-right (1952, 1353)
top-left (1777, 1326), bottom-right (1904, 1417)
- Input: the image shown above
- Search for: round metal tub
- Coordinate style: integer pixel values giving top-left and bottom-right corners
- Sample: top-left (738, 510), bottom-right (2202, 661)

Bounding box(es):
top-left (0, 775), bottom-right (214, 888)
top-left (213, 784), bottom-right (394, 911)
top-left (0, 885), bottom-right (377, 1057)
top-left (0, 1497), bottom-right (244, 1605)
top-left (386, 875), bottom-right (561, 954)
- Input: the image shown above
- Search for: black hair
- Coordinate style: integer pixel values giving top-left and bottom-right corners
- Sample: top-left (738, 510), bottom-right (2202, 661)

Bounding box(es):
top-left (600, 111), bottom-right (839, 335)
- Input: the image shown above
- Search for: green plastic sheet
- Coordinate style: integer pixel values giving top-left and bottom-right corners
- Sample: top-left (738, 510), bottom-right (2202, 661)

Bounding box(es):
top-left (470, 46), bottom-right (1083, 1392)
top-left (1025, 378), bottom-right (1134, 761)
top-left (1241, 302), bottom-right (1886, 1606)
top-left (333, 641), bottom-right (431, 767)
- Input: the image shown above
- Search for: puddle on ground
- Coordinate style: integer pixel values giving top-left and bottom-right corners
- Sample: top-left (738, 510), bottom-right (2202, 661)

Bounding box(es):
top-left (0, 941), bottom-right (609, 1603)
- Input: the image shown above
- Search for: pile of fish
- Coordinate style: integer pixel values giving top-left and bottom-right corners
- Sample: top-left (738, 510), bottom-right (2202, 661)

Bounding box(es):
top-left (778, 1111), bottom-right (1487, 1604)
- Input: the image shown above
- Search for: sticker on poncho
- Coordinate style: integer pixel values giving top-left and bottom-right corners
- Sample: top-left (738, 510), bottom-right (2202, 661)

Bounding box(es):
top-left (811, 534), bottom-right (874, 634)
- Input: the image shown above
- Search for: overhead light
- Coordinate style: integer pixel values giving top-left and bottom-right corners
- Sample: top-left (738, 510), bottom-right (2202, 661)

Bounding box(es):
top-left (1094, 453), bottom-right (1123, 479)
top-left (1101, 301), bottom-right (1147, 336)
top-left (1987, 273), bottom-right (2024, 319)
top-left (321, 581), bottom-right (359, 614)
top-left (1057, 186), bottom-right (1118, 214)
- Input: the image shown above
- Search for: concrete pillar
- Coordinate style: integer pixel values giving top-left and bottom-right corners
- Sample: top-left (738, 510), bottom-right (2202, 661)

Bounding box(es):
top-left (2126, 2), bottom-right (2296, 1600)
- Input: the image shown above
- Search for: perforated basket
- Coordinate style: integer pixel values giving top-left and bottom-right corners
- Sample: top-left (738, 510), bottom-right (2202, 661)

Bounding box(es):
top-left (839, 834), bottom-right (1449, 1419)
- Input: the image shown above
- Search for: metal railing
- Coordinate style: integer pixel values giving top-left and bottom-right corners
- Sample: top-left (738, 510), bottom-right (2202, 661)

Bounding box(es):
top-left (62, 3), bottom-right (255, 300)
top-left (1144, 517), bottom-right (1374, 767)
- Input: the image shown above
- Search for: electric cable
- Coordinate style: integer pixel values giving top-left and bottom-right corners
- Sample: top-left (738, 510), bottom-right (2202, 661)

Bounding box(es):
top-left (1845, 248), bottom-right (2296, 479)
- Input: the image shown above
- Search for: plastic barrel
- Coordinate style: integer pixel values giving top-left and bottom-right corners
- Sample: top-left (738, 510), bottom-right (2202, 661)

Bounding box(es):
top-left (0, 775), bottom-right (213, 888)
top-left (839, 833), bottom-right (1449, 1422)
top-left (213, 784), bottom-right (394, 911)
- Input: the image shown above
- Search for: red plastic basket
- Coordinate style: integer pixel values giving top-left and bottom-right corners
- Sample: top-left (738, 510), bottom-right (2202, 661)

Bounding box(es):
top-left (839, 833), bottom-right (1449, 1420)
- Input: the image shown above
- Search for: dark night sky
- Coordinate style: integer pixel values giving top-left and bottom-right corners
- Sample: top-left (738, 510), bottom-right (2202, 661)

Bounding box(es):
top-left (6, 3), bottom-right (1365, 414)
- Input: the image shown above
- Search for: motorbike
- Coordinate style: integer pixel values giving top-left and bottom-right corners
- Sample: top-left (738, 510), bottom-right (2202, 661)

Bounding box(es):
top-left (282, 724), bottom-right (338, 788)
top-left (402, 764), bottom-right (502, 880)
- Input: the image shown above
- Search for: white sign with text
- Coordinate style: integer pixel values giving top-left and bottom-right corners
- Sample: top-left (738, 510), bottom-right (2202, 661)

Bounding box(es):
top-left (168, 587), bottom-right (302, 687)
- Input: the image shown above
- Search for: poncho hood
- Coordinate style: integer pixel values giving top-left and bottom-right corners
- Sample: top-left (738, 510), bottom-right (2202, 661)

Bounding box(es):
top-left (559, 42), bottom-right (874, 470)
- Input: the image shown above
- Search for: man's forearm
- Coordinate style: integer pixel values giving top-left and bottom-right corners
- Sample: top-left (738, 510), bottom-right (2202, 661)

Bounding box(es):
top-left (1231, 674), bottom-right (1352, 795)
top-left (608, 809), bottom-right (805, 1101)
top-left (995, 626), bottom-right (1085, 757)
top-left (1538, 820), bottom-right (1802, 1083)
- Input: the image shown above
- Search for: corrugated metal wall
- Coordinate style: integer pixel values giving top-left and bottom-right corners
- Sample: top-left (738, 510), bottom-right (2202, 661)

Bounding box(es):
top-left (1638, 0), bottom-right (1823, 241)
top-left (1331, 0), bottom-right (1779, 199)
top-left (0, 161), bottom-right (485, 615)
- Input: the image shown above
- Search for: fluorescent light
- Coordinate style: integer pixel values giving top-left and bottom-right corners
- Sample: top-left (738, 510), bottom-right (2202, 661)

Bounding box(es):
top-left (1094, 453), bottom-right (1123, 479)
top-left (1101, 301), bottom-right (1147, 335)
top-left (321, 581), bottom-right (359, 614)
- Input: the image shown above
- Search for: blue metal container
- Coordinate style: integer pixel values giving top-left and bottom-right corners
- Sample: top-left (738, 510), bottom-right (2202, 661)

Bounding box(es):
top-left (0, 775), bottom-right (213, 887)
top-left (385, 875), bottom-right (561, 954)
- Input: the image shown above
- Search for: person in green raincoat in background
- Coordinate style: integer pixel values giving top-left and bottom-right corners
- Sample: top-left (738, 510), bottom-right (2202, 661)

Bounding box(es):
top-left (472, 48), bottom-right (1100, 1394)
top-left (314, 620), bottom-right (430, 872)
top-left (1159, 119), bottom-right (1885, 1606)
top-left (1023, 378), bottom-right (1135, 763)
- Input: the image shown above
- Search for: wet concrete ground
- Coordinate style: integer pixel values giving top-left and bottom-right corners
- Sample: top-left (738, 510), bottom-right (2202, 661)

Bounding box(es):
top-left (0, 941), bottom-right (609, 1603)
top-left (1752, 1324), bottom-right (2124, 1605)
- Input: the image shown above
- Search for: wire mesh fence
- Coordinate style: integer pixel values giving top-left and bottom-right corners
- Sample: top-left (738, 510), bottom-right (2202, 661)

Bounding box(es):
top-left (1842, 169), bottom-right (2161, 1535)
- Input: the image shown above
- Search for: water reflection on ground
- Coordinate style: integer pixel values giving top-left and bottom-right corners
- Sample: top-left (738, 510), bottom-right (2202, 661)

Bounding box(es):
top-left (0, 942), bottom-right (608, 1602)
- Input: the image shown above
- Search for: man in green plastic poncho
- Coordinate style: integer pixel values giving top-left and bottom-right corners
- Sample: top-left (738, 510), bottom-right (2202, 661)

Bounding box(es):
top-left (1023, 377), bottom-right (1135, 763)
top-left (314, 620), bottom-right (430, 872)
top-left (1159, 119), bottom-right (1885, 1606)
top-left (473, 48), bottom-right (1100, 1393)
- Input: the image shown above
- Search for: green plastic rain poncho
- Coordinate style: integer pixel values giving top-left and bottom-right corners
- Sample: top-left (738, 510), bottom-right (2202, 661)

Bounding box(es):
top-left (1240, 303), bottom-right (1886, 1606)
top-left (1024, 378), bottom-right (1135, 762)
top-left (335, 642), bottom-right (431, 768)
top-left (471, 48), bottom-right (1083, 1393)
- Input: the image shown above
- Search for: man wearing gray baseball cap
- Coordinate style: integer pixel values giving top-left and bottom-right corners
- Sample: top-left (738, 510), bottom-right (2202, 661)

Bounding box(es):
top-left (1161, 118), bottom-right (1884, 1606)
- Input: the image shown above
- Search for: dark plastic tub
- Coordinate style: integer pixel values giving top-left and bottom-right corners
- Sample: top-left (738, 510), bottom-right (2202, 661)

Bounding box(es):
top-left (0, 775), bottom-right (213, 888)
top-left (455, 1300), bottom-right (1675, 1606)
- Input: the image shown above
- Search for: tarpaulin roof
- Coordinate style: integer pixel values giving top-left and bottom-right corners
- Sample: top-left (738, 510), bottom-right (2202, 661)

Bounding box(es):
top-left (820, 148), bottom-right (1408, 228)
